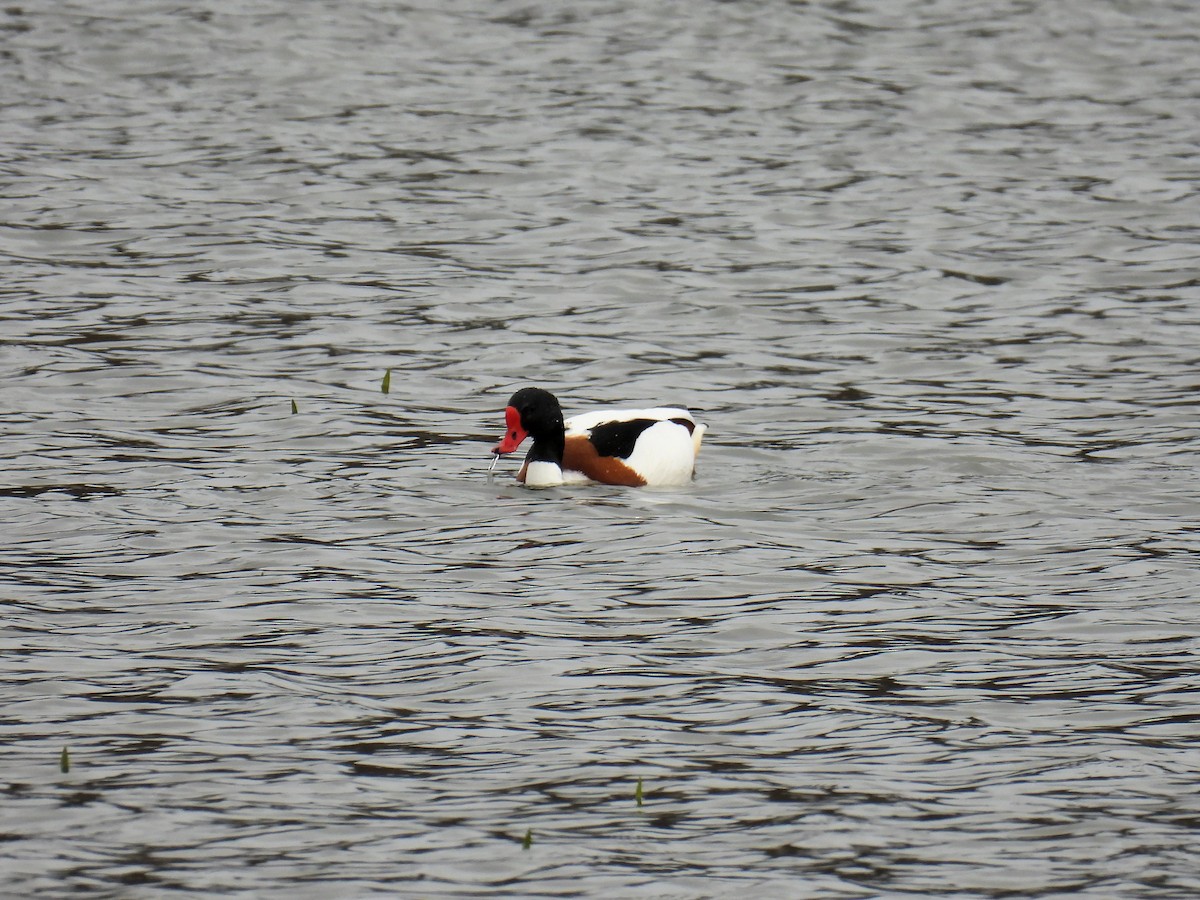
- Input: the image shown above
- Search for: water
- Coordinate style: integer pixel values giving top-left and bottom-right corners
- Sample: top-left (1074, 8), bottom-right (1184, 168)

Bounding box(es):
top-left (3, 0), bottom-right (1199, 896)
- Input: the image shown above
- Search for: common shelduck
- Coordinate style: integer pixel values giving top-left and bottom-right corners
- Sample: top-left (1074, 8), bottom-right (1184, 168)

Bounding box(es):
top-left (490, 387), bottom-right (706, 487)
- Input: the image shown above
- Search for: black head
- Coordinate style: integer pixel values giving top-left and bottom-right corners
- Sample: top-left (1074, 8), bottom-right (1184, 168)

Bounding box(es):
top-left (506, 387), bottom-right (564, 438)
top-left (493, 387), bottom-right (566, 456)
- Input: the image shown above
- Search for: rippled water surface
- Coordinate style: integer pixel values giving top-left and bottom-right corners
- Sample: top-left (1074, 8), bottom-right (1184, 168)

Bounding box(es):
top-left (4, 0), bottom-right (1199, 896)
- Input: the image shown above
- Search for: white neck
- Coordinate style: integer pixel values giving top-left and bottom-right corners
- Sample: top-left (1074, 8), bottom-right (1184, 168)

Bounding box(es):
top-left (524, 460), bottom-right (564, 487)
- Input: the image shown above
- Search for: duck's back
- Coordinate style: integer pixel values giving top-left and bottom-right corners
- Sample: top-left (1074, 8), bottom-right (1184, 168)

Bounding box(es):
top-left (562, 407), bottom-right (705, 487)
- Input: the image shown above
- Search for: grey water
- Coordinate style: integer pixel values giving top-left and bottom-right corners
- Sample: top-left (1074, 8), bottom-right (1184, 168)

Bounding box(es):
top-left (3, 0), bottom-right (1199, 896)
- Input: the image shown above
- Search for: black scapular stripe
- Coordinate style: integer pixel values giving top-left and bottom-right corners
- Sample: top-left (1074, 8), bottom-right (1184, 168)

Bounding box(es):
top-left (588, 418), bottom-right (659, 459)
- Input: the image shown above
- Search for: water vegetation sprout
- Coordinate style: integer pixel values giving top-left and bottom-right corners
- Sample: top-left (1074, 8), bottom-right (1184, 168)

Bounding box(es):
top-left (60, 747), bottom-right (70, 773)
top-left (521, 828), bottom-right (532, 850)
top-left (382, 368), bottom-right (391, 395)
top-left (636, 776), bottom-right (644, 808)
top-left (290, 399), bottom-right (298, 415)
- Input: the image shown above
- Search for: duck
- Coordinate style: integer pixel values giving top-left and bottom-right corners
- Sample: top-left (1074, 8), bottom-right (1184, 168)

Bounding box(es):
top-left (490, 387), bottom-right (706, 487)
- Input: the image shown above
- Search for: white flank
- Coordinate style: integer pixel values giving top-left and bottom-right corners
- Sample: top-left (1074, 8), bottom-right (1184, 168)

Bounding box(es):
top-left (623, 420), bottom-right (697, 486)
